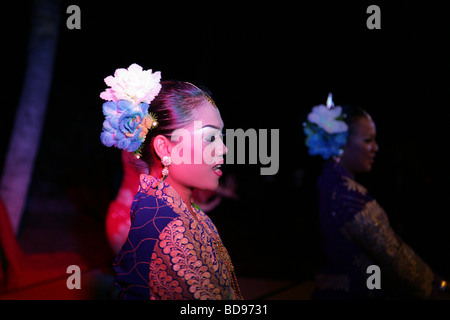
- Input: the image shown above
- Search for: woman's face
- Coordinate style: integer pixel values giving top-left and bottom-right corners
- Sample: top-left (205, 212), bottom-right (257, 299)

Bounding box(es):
top-left (167, 100), bottom-right (227, 192)
top-left (340, 115), bottom-right (379, 175)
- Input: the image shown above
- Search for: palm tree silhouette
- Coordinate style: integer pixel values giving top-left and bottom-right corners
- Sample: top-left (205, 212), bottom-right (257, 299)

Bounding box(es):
top-left (0, 0), bottom-right (60, 234)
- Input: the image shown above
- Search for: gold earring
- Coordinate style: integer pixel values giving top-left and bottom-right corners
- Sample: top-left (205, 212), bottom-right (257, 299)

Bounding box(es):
top-left (161, 156), bottom-right (172, 180)
top-left (153, 156), bottom-right (172, 189)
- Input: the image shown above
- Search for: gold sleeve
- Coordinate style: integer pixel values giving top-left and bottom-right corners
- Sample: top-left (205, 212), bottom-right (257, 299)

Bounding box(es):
top-left (343, 199), bottom-right (435, 299)
top-left (148, 216), bottom-right (236, 300)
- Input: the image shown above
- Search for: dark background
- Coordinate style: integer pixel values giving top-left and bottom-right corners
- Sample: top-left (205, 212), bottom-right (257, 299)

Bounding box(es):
top-left (2, 1), bottom-right (449, 284)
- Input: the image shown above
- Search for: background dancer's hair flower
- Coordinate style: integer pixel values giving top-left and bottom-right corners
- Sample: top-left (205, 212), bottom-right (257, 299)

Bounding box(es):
top-left (303, 93), bottom-right (348, 160)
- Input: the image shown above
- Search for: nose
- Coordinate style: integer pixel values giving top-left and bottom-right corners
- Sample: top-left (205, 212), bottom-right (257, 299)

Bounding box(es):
top-left (216, 139), bottom-right (228, 157)
top-left (372, 140), bottom-right (379, 153)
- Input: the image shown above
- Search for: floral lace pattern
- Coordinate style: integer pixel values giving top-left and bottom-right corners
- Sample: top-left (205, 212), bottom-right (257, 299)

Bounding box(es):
top-left (114, 174), bottom-right (239, 300)
top-left (344, 199), bottom-right (434, 299)
top-left (314, 162), bottom-right (436, 299)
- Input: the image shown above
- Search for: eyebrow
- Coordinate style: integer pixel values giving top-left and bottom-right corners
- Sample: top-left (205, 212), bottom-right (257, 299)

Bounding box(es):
top-left (201, 125), bottom-right (223, 130)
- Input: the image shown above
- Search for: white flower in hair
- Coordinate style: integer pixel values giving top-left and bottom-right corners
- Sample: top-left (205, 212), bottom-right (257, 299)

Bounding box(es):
top-left (303, 93), bottom-right (349, 159)
top-left (307, 93), bottom-right (348, 134)
top-left (100, 63), bottom-right (162, 105)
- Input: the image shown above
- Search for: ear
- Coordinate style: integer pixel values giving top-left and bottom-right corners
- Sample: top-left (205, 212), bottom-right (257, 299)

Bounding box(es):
top-left (152, 134), bottom-right (173, 161)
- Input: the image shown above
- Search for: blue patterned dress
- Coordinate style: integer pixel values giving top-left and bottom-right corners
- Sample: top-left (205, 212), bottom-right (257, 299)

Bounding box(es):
top-left (113, 174), bottom-right (242, 300)
top-left (312, 161), bottom-right (440, 299)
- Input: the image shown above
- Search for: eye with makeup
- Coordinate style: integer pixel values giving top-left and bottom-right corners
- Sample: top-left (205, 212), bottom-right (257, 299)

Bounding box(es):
top-left (363, 136), bottom-right (376, 144)
top-left (198, 124), bottom-right (225, 144)
top-left (203, 131), bottom-right (223, 143)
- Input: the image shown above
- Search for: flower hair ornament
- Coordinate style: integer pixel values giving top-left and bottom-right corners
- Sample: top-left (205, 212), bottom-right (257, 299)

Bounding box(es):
top-left (303, 93), bottom-right (349, 160)
top-left (100, 63), bottom-right (161, 159)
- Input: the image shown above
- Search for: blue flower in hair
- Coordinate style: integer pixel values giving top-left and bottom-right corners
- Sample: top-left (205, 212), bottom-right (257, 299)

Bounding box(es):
top-left (304, 124), bottom-right (348, 159)
top-left (100, 100), bottom-right (157, 153)
top-left (303, 93), bottom-right (348, 160)
top-left (99, 63), bottom-right (161, 158)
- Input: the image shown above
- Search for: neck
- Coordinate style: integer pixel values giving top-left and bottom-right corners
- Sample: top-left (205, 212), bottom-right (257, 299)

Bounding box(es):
top-left (168, 177), bottom-right (194, 211)
top-left (336, 161), bottom-right (355, 180)
top-left (149, 167), bottom-right (194, 212)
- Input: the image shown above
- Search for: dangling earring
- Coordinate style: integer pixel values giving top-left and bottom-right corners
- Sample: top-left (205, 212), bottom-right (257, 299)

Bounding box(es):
top-left (153, 155), bottom-right (172, 189)
top-left (161, 156), bottom-right (172, 180)
top-left (333, 149), bottom-right (344, 163)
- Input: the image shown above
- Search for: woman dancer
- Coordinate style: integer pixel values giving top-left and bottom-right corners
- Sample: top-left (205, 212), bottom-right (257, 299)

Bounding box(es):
top-left (100, 63), bottom-right (243, 300)
top-left (304, 94), bottom-right (446, 299)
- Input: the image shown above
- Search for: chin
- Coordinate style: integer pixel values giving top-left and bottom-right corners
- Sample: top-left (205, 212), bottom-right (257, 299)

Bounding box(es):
top-left (195, 178), bottom-right (219, 192)
top-left (207, 179), bottom-right (220, 191)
